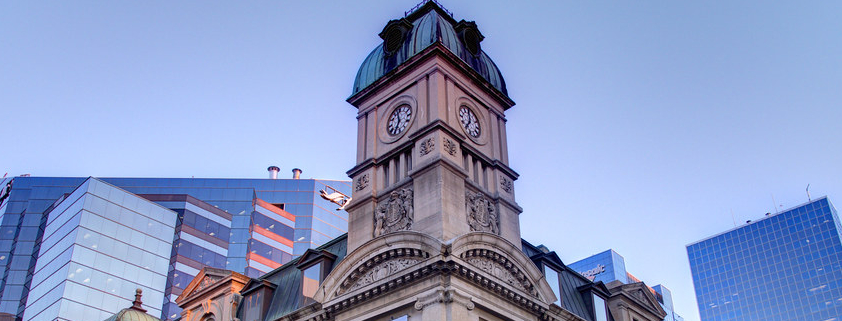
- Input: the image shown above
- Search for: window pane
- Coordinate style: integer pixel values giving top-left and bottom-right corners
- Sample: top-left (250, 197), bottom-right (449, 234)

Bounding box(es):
top-left (544, 265), bottom-right (561, 305)
top-left (593, 294), bottom-right (608, 321)
top-left (302, 263), bottom-right (321, 299)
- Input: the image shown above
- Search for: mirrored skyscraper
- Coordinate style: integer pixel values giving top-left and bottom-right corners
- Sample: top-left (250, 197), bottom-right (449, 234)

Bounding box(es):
top-left (687, 197), bottom-right (842, 321)
top-left (0, 174), bottom-right (350, 320)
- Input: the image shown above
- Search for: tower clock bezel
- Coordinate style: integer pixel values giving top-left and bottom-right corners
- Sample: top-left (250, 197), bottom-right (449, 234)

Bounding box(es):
top-left (454, 97), bottom-right (489, 145)
top-left (378, 95), bottom-right (418, 144)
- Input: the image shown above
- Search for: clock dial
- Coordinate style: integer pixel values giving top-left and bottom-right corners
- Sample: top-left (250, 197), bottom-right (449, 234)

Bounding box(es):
top-left (387, 105), bottom-right (412, 135)
top-left (459, 106), bottom-right (480, 138)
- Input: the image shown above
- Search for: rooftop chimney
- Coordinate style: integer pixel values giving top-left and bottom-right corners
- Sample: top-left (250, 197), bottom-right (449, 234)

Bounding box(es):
top-left (268, 166), bottom-right (280, 179)
top-left (292, 168), bottom-right (302, 179)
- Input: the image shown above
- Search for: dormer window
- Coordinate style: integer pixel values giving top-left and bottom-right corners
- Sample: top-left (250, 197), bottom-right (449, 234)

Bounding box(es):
top-left (379, 19), bottom-right (413, 56)
top-left (544, 265), bottom-right (562, 305)
top-left (296, 249), bottom-right (337, 301)
top-left (593, 294), bottom-right (608, 321)
top-left (455, 20), bottom-right (484, 57)
top-left (302, 263), bottom-right (321, 299)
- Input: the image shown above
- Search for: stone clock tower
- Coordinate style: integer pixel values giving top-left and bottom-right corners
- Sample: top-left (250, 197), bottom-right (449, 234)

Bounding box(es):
top-left (344, 1), bottom-right (521, 253)
top-left (180, 3), bottom-right (666, 321)
top-left (314, 2), bottom-right (566, 321)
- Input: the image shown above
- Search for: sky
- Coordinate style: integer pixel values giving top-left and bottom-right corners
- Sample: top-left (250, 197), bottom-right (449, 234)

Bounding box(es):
top-left (2, 1), bottom-right (841, 320)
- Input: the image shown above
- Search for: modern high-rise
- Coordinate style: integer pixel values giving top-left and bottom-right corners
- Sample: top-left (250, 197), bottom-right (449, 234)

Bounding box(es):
top-left (0, 173), bottom-right (350, 320)
top-left (687, 196), bottom-right (842, 321)
top-left (568, 249), bottom-right (685, 321)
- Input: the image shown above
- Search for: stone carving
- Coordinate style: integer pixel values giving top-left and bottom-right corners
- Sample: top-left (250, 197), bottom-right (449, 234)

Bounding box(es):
top-left (419, 137), bottom-right (435, 155)
top-left (634, 289), bottom-right (647, 303)
top-left (374, 188), bottom-right (414, 237)
top-left (414, 288), bottom-right (474, 311)
top-left (443, 138), bottom-right (457, 156)
top-left (347, 258), bottom-right (422, 293)
top-left (337, 248), bottom-right (429, 296)
top-left (195, 276), bottom-right (221, 293)
top-left (466, 191), bottom-right (499, 235)
top-left (461, 249), bottom-right (537, 297)
top-left (355, 174), bottom-right (369, 192)
top-left (500, 175), bottom-right (513, 193)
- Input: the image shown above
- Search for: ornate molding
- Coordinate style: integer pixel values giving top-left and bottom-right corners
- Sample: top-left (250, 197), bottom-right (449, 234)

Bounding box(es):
top-left (461, 249), bottom-right (537, 298)
top-left (500, 175), bottom-right (513, 193)
top-left (374, 188), bottom-right (414, 237)
top-left (326, 259), bottom-right (546, 318)
top-left (355, 174), bottom-right (369, 192)
top-left (194, 276), bottom-right (221, 293)
top-left (449, 289), bottom-right (475, 310)
top-left (338, 248), bottom-right (429, 296)
top-left (465, 191), bottom-right (499, 235)
top-left (347, 258), bottom-right (422, 293)
top-left (420, 137), bottom-right (435, 155)
top-left (414, 288), bottom-right (447, 310)
top-left (443, 138), bottom-right (457, 156)
top-left (414, 288), bottom-right (475, 311)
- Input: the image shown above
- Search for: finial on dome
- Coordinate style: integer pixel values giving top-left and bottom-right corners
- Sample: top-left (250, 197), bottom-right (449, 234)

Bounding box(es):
top-left (130, 288), bottom-right (147, 313)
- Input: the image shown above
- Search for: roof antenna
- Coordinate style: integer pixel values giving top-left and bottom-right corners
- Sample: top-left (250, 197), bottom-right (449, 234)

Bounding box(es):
top-left (806, 184), bottom-right (811, 201)
top-left (771, 194), bottom-right (779, 214)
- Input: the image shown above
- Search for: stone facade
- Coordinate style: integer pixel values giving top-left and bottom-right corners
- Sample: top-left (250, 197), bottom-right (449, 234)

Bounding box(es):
top-left (605, 281), bottom-right (668, 321)
top-left (175, 268), bottom-right (249, 321)
top-left (178, 3), bottom-right (667, 321)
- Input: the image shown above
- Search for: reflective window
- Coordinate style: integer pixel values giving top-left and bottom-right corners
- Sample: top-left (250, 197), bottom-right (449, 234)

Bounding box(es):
top-left (544, 265), bottom-right (561, 305)
top-left (302, 263), bottom-right (321, 299)
top-left (593, 294), bottom-right (608, 321)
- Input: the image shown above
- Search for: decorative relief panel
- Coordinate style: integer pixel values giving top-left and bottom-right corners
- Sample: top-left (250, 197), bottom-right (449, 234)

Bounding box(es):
top-left (338, 248), bottom-right (430, 296)
top-left (194, 276), bottom-right (222, 293)
top-left (374, 188), bottom-right (414, 237)
top-left (466, 191), bottom-right (499, 235)
top-left (443, 138), bottom-right (457, 156)
top-left (419, 138), bottom-right (435, 156)
top-left (355, 174), bottom-right (370, 192)
top-left (499, 175), bottom-right (513, 194)
top-left (461, 249), bottom-right (537, 297)
top-left (347, 258), bottom-right (422, 293)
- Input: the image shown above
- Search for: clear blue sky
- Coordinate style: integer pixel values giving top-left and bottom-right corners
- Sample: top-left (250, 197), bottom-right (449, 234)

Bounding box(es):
top-left (2, 1), bottom-right (841, 320)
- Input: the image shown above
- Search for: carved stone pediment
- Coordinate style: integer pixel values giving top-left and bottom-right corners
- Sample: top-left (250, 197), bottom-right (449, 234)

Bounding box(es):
top-left (374, 188), bottom-right (414, 237)
top-left (337, 247), bottom-right (430, 296)
top-left (461, 248), bottom-right (537, 297)
top-left (195, 276), bottom-right (222, 293)
top-left (606, 281), bottom-right (667, 319)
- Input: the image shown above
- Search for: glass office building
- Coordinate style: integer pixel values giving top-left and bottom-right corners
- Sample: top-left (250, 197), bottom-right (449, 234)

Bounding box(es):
top-left (687, 197), bottom-right (842, 321)
top-left (24, 178), bottom-right (175, 321)
top-left (568, 249), bottom-right (685, 321)
top-left (0, 175), bottom-right (350, 320)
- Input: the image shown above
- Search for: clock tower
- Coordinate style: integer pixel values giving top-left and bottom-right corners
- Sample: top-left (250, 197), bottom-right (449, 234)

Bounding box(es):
top-left (344, 1), bottom-right (522, 253)
top-left (315, 3), bottom-right (561, 321)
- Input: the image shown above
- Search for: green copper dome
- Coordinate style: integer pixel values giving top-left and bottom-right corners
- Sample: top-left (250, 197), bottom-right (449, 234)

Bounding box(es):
top-left (103, 309), bottom-right (163, 321)
top-left (103, 289), bottom-right (162, 321)
top-left (352, 2), bottom-right (507, 96)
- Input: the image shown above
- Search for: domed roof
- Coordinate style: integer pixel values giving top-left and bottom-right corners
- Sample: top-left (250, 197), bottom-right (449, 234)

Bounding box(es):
top-left (352, 1), bottom-right (507, 97)
top-left (103, 309), bottom-right (163, 321)
top-left (103, 289), bottom-right (162, 321)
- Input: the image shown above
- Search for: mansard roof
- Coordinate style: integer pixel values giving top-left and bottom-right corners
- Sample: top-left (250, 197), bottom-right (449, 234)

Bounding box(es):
top-left (522, 239), bottom-right (599, 321)
top-left (237, 234), bottom-right (348, 321)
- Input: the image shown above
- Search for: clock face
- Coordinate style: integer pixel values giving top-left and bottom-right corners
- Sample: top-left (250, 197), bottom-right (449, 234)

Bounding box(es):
top-left (387, 105), bottom-right (412, 135)
top-left (459, 106), bottom-right (480, 138)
